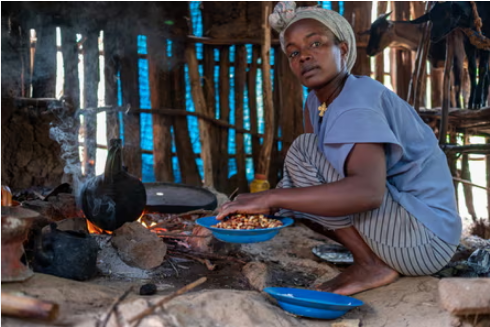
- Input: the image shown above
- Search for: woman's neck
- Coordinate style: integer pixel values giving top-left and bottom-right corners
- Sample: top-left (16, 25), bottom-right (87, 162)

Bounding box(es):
top-left (314, 71), bottom-right (349, 105)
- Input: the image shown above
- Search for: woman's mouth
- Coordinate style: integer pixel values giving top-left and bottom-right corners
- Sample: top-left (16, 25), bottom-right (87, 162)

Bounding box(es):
top-left (301, 65), bottom-right (319, 77)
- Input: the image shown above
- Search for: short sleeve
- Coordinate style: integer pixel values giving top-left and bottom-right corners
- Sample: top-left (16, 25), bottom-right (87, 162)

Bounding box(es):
top-left (322, 108), bottom-right (404, 177)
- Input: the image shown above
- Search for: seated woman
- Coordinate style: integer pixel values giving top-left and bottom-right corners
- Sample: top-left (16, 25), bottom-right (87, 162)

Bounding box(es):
top-left (217, 1), bottom-right (462, 296)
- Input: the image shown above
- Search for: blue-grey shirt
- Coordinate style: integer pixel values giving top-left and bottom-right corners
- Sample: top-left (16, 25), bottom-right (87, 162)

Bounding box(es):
top-left (306, 75), bottom-right (461, 245)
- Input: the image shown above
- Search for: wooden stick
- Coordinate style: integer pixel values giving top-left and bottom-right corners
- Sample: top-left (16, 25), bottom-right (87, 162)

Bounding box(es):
top-left (128, 277), bottom-right (207, 324)
top-left (154, 232), bottom-right (211, 239)
top-left (461, 133), bottom-right (477, 221)
top-left (452, 177), bottom-right (490, 191)
top-left (170, 252), bottom-right (216, 271)
top-left (235, 44), bottom-right (248, 193)
top-left (168, 249), bottom-right (248, 265)
top-left (218, 46), bottom-right (231, 191)
top-left (375, 2), bottom-right (388, 84)
top-left (1, 292), bottom-right (59, 321)
top-left (97, 287), bottom-right (133, 327)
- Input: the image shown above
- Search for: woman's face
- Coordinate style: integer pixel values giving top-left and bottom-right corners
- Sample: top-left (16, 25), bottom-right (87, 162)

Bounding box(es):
top-left (284, 19), bottom-right (348, 89)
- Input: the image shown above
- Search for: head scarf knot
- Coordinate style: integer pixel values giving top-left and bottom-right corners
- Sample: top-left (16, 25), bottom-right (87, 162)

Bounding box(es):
top-left (269, 1), bottom-right (357, 73)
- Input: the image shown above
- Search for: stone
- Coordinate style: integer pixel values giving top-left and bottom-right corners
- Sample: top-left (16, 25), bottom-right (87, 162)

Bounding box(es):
top-left (331, 319), bottom-right (360, 327)
top-left (242, 262), bottom-right (270, 291)
top-left (241, 223), bottom-right (339, 277)
top-left (47, 217), bottom-right (89, 233)
top-left (439, 278), bottom-right (490, 315)
top-left (111, 222), bottom-right (167, 270)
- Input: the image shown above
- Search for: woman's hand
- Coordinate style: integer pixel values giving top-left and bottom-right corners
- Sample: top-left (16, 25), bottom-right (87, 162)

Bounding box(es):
top-left (216, 191), bottom-right (277, 220)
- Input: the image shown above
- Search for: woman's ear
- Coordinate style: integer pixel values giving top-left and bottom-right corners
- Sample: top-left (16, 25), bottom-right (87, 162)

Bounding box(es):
top-left (339, 41), bottom-right (349, 58)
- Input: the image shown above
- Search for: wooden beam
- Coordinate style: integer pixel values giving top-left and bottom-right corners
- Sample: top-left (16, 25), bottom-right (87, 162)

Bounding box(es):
top-left (344, 1), bottom-right (372, 76)
top-left (119, 33), bottom-right (142, 178)
top-left (257, 2), bottom-right (275, 177)
top-left (148, 33), bottom-right (173, 182)
top-left (394, 1), bottom-right (412, 101)
top-left (172, 42), bottom-right (202, 186)
top-left (218, 46), bottom-right (231, 191)
top-left (83, 30), bottom-right (99, 178)
top-left (61, 28), bottom-right (80, 110)
top-left (185, 44), bottom-right (214, 187)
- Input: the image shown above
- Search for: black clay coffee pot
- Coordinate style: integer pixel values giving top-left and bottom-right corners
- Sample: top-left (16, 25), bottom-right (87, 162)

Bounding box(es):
top-left (80, 139), bottom-right (147, 231)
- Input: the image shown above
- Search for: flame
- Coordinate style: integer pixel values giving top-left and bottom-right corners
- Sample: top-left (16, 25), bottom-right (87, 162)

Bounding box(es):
top-left (86, 219), bottom-right (112, 234)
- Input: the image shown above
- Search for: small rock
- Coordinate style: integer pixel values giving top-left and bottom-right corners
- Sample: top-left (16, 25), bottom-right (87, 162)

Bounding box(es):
top-left (140, 283), bottom-right (157, 296)
top-left (439, 278), bottom-right (490, 315)
top-left (111, 222), bottom-right (167, 270)
top-left (332, 319), bottom-right (361, 327)
top-left (242, 262), bottom-right (269, 291)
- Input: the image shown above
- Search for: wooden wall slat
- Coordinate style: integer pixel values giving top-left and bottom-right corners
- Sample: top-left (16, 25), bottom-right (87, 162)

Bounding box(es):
top-left (203, 45), bottom-right (219, 187)
top-left (185, 43), bottom-right (214, 187)
top-left (248, 45), bottom-right (261, 171)
top-left (32, 25), bottom-right (57, 98)
top-left (394, 1), bottom-right (412, 101)
top-left (235, 44), bottom-right (248, 192)
top-left (218, 46), bottom-right (231, 192)
top-left (103, 25), bottom-right (120, 141)
top-left (172, 41), bottom-right (202, 186)
top-left (120, 33), bottom-right (142, 178)
top-left (344, 1), bottom-right (372, 76)
top-left (61, 27), bottom-right (80, 109)
top-left (83, 30), bottom-right (99, 177)
top-left (148, 33), bottom-right (174, 182)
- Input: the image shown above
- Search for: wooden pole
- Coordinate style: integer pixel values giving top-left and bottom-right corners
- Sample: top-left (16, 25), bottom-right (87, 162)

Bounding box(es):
top-left (375, 1), bottom-right (388, 84)
top-left (120, 33), bottom-right (142, 178)
top-left (248, 45), bottom-right (261, 172)
top-left (257, 2), bottom-right (275, 177)
top-left (218, 46), bottom-right (231, 191)
top-left (270, 49), bottom-right (282, 186)
top-left (439, 32), bottom-right (454, 146)
top-left (148, 34), bottom-right (174, 182)
top-left (431, 67), bottom-right (443, 108)
top-left (1, 292), bottom-right (58, 321)
top-left (83, 30), bottom-right (99, 178)
top-left (462, 133), bottom-right (477, 221)
top-left (172, 42), bottom-right (202, 186)
top-left (235, 45), bottom-right (248, 192)
top-left (331, 1), bottom-right (340, 13)
top-left (343, 1), bottom-right (372, 76)
top-left (449, 132), bottom-right (459, 209)
top-left (103, 24), bottom-right (120, 141)
top-left (185, 44), bottom-right (214, 187)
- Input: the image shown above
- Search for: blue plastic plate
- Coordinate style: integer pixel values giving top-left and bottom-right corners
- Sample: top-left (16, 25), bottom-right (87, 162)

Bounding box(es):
top-left (196, 216), bottom-right (294, 243)
top-left (264, 287), bottom-right (363, 319)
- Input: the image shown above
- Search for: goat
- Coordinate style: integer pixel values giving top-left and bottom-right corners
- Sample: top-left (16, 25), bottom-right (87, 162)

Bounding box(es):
top-left (412, 2), bottom-right (490, 109)
top-left (361, 12), bottom-right (466, 108)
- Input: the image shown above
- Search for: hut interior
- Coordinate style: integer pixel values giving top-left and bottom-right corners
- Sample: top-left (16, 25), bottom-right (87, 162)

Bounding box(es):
top-left (1, 1), bottom-right (490, 326)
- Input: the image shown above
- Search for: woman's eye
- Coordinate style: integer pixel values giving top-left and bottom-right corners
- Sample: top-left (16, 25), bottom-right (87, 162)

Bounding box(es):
top-left (289, 51), bottom-right (299, 59)
top-left (311, 41), bottom-right (321, 47)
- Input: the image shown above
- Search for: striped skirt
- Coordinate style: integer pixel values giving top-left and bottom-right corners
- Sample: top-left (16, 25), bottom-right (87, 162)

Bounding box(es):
top-left (277, 133), bottom-right (457, 276)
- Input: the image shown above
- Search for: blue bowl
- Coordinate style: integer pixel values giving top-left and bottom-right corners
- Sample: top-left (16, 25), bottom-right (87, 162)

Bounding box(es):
top-left (264, 287), bottom-right (363, 319)
top-left (196, 216), bottom-right (294, 243)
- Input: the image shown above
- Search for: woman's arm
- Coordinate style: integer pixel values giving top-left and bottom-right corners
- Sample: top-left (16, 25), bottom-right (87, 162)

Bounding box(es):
top-left (217, 142), bottom-right (386, 219)
top-left (304, 103), bottom-right (313, 133)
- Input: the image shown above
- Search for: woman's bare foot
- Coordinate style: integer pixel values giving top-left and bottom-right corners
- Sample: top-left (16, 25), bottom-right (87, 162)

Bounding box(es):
top-left (315, 261), bottom-right (399, 296)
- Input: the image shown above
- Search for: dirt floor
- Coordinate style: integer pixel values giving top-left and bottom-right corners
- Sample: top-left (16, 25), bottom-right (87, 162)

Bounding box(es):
top-left (1, 222), bottom-right (472, 327)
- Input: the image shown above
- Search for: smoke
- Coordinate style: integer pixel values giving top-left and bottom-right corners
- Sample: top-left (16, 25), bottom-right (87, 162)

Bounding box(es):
top-left (48, 98), bottom-right (83, 196)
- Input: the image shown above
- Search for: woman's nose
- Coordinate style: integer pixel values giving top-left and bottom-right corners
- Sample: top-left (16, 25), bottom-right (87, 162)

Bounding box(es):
top-left (299, 50), bottom-right (312, 62)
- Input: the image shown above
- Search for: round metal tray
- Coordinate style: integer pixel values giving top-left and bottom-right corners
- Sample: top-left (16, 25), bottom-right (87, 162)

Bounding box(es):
top-left (144, 183), bottom-right (218, 213)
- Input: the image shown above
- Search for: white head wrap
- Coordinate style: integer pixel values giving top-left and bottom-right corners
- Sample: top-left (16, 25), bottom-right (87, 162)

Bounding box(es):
top-left (269, 1), bottom-right (357, 73)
